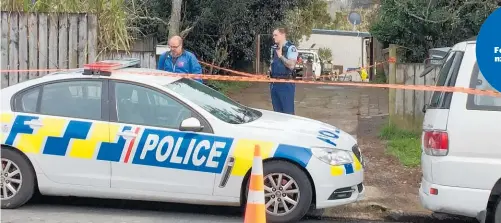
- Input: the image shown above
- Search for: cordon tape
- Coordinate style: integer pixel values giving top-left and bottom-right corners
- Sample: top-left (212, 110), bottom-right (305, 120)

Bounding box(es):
top-left (0, 58), bottom-right (500, 98)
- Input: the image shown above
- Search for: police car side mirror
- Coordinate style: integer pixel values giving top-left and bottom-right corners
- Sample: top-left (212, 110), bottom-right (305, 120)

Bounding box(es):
top-left (179, 117), bottom-right (204, 132)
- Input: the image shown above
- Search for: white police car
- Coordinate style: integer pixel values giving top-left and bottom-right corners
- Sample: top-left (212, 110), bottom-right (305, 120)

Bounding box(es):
top-left (0, 59), bottom-right (364, 222)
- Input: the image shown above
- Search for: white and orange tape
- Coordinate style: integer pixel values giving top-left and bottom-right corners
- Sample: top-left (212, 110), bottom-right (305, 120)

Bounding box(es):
top-left (1, 58), bottom-right (500, 98)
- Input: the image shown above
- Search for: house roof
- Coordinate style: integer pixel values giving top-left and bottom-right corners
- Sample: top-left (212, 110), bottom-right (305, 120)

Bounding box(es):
top-left (311, 29), bottom-right (371, 38)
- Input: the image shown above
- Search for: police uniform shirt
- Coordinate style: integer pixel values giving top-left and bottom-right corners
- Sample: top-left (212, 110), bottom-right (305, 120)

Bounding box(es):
top-left (271, 42), bottom-right (299, 64)
top-left (284, 43), bottom-right (298, 62)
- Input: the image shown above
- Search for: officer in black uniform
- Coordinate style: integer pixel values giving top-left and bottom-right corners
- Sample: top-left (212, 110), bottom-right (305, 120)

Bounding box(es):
top-left (269, 28), bottom-right (298, 114)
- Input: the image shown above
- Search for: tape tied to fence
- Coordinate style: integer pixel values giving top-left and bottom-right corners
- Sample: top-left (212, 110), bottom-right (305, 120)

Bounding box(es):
top-left (199, 59), bottom-right (389, 78)
top-left (116, 69), bottom-right (501, 98)
top-left (1, 60), bottom-right (500, 98)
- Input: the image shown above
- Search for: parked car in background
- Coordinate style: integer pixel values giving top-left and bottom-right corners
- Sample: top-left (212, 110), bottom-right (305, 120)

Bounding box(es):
top-left (294, 50), bottom-right (322, 80)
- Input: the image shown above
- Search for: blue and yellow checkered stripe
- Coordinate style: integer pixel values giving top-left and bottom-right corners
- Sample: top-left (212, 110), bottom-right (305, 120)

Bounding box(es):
top-left (1, 114), bottom-right (363, 176)
top-left (2, 114), bottom-right (131, 162)
top-left (229, 139), bottom-right (363, 177)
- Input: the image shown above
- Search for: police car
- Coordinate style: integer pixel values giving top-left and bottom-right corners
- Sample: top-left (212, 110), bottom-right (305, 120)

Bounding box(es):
top-left (0, 59), bottom-right (364, 222)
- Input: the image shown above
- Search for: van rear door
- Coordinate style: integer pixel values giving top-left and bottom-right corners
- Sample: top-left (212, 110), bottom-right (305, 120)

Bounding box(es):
top-left (436, 43), bottom-right (501, 190)
top-left (421, 50), bottom-right (464, 183)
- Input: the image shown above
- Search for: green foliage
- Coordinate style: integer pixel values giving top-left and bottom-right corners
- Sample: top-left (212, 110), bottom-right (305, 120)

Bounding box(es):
top-left (386, 137), bottom-right (422, 167)
top-left (370, 0), bottom-right (498, 62)
top-left (373, 67), bottom-right (387, 83)
top-left (284, 0), bottom-right (333, 43)
top-left (135, 0), bottom-right (312, 70)
top-left (379, 122), bottom-right (422, 167)
top-left (316, 7), bottom-right (378, 32)
top-left (3, 0), bottom-right (336, 69)
top-left (318, 47), bottom-right (333, 61)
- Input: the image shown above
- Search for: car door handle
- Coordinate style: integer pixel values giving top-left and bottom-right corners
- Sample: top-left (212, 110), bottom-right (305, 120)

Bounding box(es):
top-left (117, 130), bottom-right (137, 138)
top-left (24, 120), bottom-right (43, 128)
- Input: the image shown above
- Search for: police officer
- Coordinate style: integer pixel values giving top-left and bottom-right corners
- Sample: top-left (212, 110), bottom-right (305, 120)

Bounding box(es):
top-left (269, 28), bottom-right (298, 115)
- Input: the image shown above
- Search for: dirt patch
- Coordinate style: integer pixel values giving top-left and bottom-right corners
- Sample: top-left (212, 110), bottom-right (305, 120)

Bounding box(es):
top-left (229, 83), bottom-right (360, 135)
top-left (358, 115), bottom-right (424, 210)
top-left (322, 114), bottom-right (427, 221)
top-left (325, 89), bottom-right (475, 222)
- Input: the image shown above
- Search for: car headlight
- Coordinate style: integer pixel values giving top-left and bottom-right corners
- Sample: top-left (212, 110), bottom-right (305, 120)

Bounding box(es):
top-left (311, 147), bottom-right (353, 166)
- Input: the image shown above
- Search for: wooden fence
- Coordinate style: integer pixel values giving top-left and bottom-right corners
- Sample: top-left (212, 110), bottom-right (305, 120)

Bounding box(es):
top-left (1, 11), bottom-right (156, 88)
top-left (384, 44), bottom-right (441, 130)
top-left (393, 63), bottom-right (439, 129)
top-left (100, 36), bottom-right (157, 69)
top-left (1, 11), bottom-right (97, 88)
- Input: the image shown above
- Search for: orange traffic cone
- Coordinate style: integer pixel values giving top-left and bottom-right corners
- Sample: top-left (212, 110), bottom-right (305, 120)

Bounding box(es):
top-left (244, 145), bottom-right (266, 223)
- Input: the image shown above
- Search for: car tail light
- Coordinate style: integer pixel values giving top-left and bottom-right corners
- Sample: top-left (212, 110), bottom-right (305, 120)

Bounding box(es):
top-left (430, 188), bottom-right (438, 195)
top-left (422, 130), bottom-right (449, 156)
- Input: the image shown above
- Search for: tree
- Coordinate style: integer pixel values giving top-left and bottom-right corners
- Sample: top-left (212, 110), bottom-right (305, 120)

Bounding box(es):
top-left (318, 47), bottom-right (333, 61)
top-left (168, 0), bottom-right (183, 38)
top-left (322, 7), bottom-right (378, 32)
top-left (370, 0), bottom-right (498, 62)
top-left (125, 0), bottom-right (326, 70)
top-left (283, 0), bottom-right (333, 43)
top-left (179, 0), bottom-right (311, 70)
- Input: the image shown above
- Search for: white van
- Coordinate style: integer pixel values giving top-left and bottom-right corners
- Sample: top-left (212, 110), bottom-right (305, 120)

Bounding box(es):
top-left (419, 38), bottom-right (501, 223)
top-left (295, 50), bottom-right (322, 79)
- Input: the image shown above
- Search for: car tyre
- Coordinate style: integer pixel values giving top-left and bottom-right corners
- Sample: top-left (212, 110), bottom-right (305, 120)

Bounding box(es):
top-left (1, 148), bottom-right (35, 209)
top-left (244, 160), bottom-right (313, 223)
top-left (494, 197), bottom-right (501, 223)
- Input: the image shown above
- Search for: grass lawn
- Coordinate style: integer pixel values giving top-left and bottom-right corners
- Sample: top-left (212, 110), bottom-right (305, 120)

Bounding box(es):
top-left (205, 80), bottom-right (253, 95)
top-left (379, 123), bottom-right (422, 168)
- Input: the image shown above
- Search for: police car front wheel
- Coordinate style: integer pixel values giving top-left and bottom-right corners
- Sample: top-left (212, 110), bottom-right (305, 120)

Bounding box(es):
top-left (245, 160), bottom-right (313, 223)
top-left (1, 148), bottom-right (36, 209)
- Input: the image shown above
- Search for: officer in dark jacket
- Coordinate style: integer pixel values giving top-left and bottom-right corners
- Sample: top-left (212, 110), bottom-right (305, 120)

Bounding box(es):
top-left (269, 28), bottom-right (298, 114)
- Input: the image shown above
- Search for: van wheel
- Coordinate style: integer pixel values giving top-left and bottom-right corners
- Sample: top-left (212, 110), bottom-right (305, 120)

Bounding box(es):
top-left (494, 197), bottom-right (501, 223)
top-left (1, 148), bottom-right (35, 209)
top-left (244, 160), bottom-right (312, 223)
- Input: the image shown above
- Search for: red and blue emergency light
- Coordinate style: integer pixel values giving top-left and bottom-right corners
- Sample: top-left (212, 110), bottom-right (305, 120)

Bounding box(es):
top-left (83, 58), bottom-right (141, 76)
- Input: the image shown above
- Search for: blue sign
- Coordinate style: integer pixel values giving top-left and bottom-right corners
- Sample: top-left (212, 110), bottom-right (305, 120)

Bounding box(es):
top-left (132, 129), bottom-right (234, 173)
top-left (476, 8), bottom-right (501, 92)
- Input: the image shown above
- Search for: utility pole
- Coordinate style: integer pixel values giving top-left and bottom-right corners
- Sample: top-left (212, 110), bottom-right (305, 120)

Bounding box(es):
top-left (256, 34), bottom-right (261, 74)
top-left (255, 33), bottom-right (272, 74)
top-left (388, 44), bottom-right (397, 121)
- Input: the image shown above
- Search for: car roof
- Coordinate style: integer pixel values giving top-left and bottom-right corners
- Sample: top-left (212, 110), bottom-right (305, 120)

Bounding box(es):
top-left (0, 67), bottom-right (183, 99)
top-left (433, 37), bottom-right (476, 53)
top-left (46, 67), bottom-right (182, 86)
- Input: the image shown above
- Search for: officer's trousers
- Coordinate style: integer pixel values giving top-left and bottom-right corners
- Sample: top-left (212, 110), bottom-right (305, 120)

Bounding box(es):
top-left (270, 82), bottom-right (295, 114)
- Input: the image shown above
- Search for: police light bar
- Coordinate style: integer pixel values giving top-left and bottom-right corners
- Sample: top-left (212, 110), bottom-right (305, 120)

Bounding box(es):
top-left (83, 58), bottom-right (141, 76)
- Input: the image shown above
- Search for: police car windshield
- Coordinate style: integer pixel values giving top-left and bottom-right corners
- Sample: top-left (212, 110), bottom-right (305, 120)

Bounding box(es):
top-left (165, 78), bottom-right (262, 124)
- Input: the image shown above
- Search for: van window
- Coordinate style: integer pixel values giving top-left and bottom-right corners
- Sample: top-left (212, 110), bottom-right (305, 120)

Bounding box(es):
top-left (428, 51), bottom-right (464, 109)
top-left (466, 63), bottom-right (501, 111)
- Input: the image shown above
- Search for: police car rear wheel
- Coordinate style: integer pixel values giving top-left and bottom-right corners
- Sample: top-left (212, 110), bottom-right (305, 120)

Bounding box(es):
top-left (1, 148), bottom-right (35, 209)
top-left (246, 160), bottom-right (312, 223)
